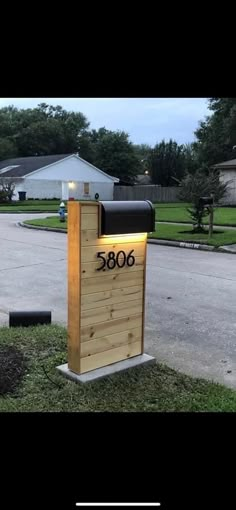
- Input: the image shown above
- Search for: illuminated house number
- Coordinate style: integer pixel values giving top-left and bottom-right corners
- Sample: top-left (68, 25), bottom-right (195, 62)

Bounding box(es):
top-left (96, 250), bottom-right (135, 271)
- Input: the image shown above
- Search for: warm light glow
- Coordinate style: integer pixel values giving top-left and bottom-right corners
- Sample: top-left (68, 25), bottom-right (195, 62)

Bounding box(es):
top-left (68, 181), bottom-right (74, 189)
top-left (144, 170), bottom-right (149, 175)
top-left (99, 233), bottom-right (147, 243)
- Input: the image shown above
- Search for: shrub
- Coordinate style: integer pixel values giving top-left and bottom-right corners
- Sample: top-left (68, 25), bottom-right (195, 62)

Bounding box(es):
top-left (0, 346), bottom-right (27, 395)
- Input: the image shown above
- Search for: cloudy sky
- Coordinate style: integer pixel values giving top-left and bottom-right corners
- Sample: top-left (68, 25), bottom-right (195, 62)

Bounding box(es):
top-left (0, 98), bottom-right (210, 147)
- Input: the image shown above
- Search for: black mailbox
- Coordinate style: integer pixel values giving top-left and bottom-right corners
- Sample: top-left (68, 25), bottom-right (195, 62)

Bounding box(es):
top-left (199, 196), bottom-right (214, 207)
top-left (99, 200), bottom-right (155, 235)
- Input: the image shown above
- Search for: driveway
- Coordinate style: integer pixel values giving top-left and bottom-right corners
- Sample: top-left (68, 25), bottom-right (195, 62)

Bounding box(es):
top-left (1, 214), bottom-right (236, 388)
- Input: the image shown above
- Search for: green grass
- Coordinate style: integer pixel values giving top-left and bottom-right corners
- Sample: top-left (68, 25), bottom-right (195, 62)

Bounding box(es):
top-left (150, 223), bottom-right (236, 247)
top-left (0, 324), bottom-right (236, 412)
top-left (24, 217), bottom-right (236, 246)
top-left (24, 216), bottom-right (67, 229)
top-left (154, 203), bottom-right (236, 226)
top-left (0, 205), bottom-right (62, 212)
top-left (0, 199), bottom-right (61, 206)
top-left (2, 200), bottom-right (236, 225)
top-left (0, 199), bottom-right (64, 212)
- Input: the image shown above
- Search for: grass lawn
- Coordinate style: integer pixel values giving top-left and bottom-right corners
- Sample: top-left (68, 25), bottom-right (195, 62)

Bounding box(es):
top-left (154, 203), bottom-right (236, 226)
top-left (2, 200), bottom-right (236, 225)
top-left (24, 216), bottom-right (67, 229)
top-left (0, 200), bottom-right (62, 213)
top-left (1, 324), bottom-right (236, 412)
top-left (150, 223), bottom-right (236, 247)
top-left (24, 217), bottom-right (236, 246)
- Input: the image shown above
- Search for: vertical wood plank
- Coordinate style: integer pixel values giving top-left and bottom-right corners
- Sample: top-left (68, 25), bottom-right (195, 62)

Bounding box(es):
top-left (68, 201), bottom-right (81, 373)
top-left (141, 234), bottom-right (147, 353)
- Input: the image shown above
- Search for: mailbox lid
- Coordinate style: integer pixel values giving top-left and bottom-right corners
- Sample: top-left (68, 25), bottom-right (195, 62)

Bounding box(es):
top-left (199, 196), bottom-right (214, 206)
top-left (100, 200), bottom-right (155, 235)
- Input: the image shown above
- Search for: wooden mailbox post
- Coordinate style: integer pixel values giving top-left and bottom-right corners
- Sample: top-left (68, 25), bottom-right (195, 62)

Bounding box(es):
top-left (67, 200), bottom-right (155, 375)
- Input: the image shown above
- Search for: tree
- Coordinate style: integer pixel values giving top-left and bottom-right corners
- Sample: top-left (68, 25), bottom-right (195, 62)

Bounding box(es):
top-left (194, 98), bottom-right (236, 167)
top-left (182, 143), bottom-right (199, 175)
top-left (178, 169), bottom-right (229, 232)
top-left (0, 104), bottom-right (90, 159)
top-left (0, 138), bottom-right (18, 160)
top-left (87, 128), bottom-right (142, 182)
top-left (0, 178), bottom-right (16, 202)
top-left (149, 139), bottom-right (186, 186)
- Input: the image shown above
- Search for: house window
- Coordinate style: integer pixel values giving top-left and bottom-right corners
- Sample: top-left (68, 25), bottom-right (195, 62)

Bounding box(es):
top-left (84, 182), bottom-right (90, 195)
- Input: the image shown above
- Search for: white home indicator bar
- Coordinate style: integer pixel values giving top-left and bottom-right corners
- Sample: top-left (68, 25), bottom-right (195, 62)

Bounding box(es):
top-left (75, 504), bottom-right (161, 507)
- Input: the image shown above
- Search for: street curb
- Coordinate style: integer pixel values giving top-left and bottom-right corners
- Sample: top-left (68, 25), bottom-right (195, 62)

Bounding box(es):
top-left (18, 222), bottom-right (236, 254)
top-left (17, 222), bottom-right (67, 234)
top-left (148, 238), bottom-right (215, 251)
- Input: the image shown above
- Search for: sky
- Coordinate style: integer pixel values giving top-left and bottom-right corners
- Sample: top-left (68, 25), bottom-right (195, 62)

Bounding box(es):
top-left (0, 98), bottom-right (210, 147)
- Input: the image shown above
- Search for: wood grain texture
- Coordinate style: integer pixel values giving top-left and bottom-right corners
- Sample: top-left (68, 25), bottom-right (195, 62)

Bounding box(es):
top-left (81, 299), bottom-right (143, 326)
top-left (81, 229), bottom-right (146, 246)
top-left (80, 328), bottom-right (141, 358)
top-left (67, 201), bottom-right (81, 373)
top-left (81, 243), bottom-right (145, 262)
top-left (81, 257), bottom-right (144, 279)
top-left (80, 341), bottom-right (142, 373)
top-left (81, 213), bottom-right (98, 230)
top-left (81, 271), bottom-right (144, 294)
top-left (81, 285), bottom-right (143, 310)
top-left (81, 315), bottom-right (142, 342)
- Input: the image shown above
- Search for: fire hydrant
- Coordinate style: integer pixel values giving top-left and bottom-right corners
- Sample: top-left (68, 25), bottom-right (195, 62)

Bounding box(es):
top-left (58, 201), bottom-right (66, 222)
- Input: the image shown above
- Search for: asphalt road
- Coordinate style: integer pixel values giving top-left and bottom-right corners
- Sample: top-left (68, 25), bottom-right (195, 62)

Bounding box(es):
top-left (1, 214), bottom-right (236, 388)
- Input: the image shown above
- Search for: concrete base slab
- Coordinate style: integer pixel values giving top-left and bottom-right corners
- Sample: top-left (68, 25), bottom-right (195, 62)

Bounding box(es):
top-left (57, 353), bottom-right (156, 383)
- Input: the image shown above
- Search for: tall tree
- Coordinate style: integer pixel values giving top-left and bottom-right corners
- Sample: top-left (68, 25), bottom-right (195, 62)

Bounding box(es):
top-left (149, 139), bottom-right (186, 186)
top-left (194, 98), bottom-right (236, 167)
top-left (133, 144), bottom-right (152, 175)
top-left (0, 104), bottom-right (90, 159)
top-left (87, 128), bottom-right (142, 182)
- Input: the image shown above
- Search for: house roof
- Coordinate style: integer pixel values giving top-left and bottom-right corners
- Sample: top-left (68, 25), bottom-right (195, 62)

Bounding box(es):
top-left (0, 154), bottom-right (71, 177)
top-left (0, 153), bottom-right (119, 182)
top-left (213, 159), bottom-right (236, 169)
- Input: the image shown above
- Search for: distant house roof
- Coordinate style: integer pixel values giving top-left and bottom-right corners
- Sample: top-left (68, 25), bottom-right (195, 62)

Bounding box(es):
top-left (213, 159), bottom-right (236, 170)
top-left (0, 154), bottom-right (71, 177)
top-left (135, 174), bottom-right (152, 184)
top-left (0, 153), bottom-right (119, 182)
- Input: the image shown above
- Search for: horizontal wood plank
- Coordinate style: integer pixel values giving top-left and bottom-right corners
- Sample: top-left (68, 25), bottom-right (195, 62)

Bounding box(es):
top-left (81, 315), bottom-right (142, 342)
top-left (81, 257), bottom-right (144, 279)
top-left (81, 230), bottom-right (147, 246)
top-left (80, 205), bottom-right (99, 214)
top-left (81, 285), bottom-right (143, 310)
top-left (81, 271), bottom-right (144, 294)
top-left (80, 327), bottom-right (141, 358)
top-left (81, 214), bottom-right (98, 230)
top-left (81, 243), bottom-right (145, 262)
top-left (80, 341), bottom-right (142, 373)
top-left (81, 299), bottom-right (143, 326)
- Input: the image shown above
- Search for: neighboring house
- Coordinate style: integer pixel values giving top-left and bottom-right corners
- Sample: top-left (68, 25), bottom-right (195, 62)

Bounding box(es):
top-left (0, 154), bottom-right (119, 201)
top-left (135, 174), bottom-right (152, 185)
top-left (213, 158), bottom-right (236, 205)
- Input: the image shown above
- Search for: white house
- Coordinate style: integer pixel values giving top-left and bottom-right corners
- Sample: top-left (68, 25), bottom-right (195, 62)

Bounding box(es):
top-left (213, 158), bottom-right (236, 205)
top-left (0, 153), bottom-right (119, 201)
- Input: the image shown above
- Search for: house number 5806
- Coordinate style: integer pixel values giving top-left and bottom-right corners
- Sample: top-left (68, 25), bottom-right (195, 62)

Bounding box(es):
top-left (96, 250), bottom-right (135, 271)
